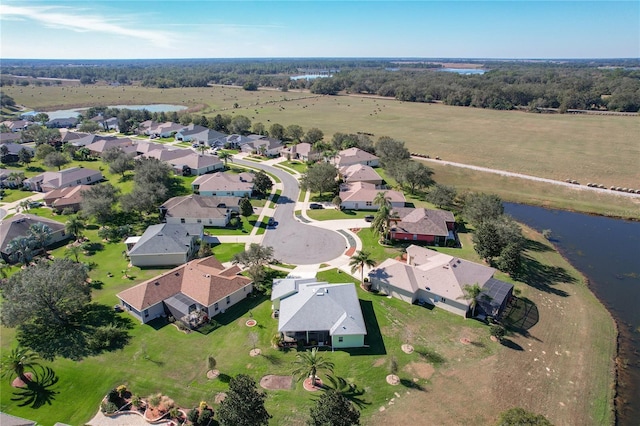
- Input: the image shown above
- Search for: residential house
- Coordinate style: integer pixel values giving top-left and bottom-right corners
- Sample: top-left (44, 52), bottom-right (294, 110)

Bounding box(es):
top-left (42, 185), bottom-right (92, 213)
top-left (134, 141), bottom-right (167, 155)
top-left (117, 255), bottom-right (253, 325)
top-left (0, 142), bottom-right (34, 163)
top-left (45, 117), bottom-right (78, 129)
top-left (280, 142), bottom-right (319, 162)
top-left (23, 167), bottom-right (103, 192)
top-left (339, 164), bottom-right (383, 185)
top-left (0, 132), bottom-right (22, 144)
top-left (331, 147), bottom-right (379, 168)
top-left (389, 207), bottom-right (456, 245)
top-left (142, 147), bottom-right (193, 163)
top-left (241, 137), bottom-right (284, 157)
top-left (0, 214), bottom-right (70, 263)
top-left (90, 115), bottom-right (118, 131)
top-left (175, 124), bottom-right (226, 145)
top-left (60, 130), bottom-right (89, 144)
top-left (369, 245), bottom-right (513, 319)
top-left (86, 137), bottom-right (136, 157)
top-left (192, 172), bottom-right (254, 197)
top-left (160, 194), bottom-right (240, 227)
top-left (219, 134), bottom-right (253, 149)
top-left (339, 181), bottom-right (405, 210)
top-left (167, 152), bottom-right (224, 176)
top-left (137, 120), bottom-right (159, 135)
top-left (70, 133), bottom-right (101, 147)
top-left (148, 122), bottom-right (186, 138)
top-left (126, 223), bottom-right (203, 268)
top-left (0, 169), bottom-right (24, 188)
top-left (1, 120), bottom-right (30, 132)
top-left (271, 278), bottom-right (367, 349)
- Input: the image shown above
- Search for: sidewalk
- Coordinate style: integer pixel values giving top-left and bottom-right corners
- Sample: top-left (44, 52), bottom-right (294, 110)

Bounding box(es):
top-left (0, 191), bottom-right (47, 220)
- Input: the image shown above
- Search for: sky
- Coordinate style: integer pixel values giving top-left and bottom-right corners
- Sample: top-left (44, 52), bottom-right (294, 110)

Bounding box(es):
top-left (0, 1), bottom-right (638, 60)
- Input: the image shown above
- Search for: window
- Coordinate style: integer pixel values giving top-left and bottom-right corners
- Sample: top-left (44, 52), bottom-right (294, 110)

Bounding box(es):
top-left (365, 201), bottom-right (372, 206)
top-left (144, 309), bottom-right (149, 317)
top-left (214, 303), bottom-right (218, 311)
top-left (209, 219), bottom-right (212, 224)
top-left (338, 336), bottom-right (343, 343)
top-left (441, 298), bottom-right (446, 303)
top-left (197, 219), bottom-right (202, 223)
top-left (76, 180), bottom-right (81, 184)
top-left (226, 296), bottom-right (231, 305)
top-left (180, 218), bottom-right (185, 224)
top-left (86, 176), bottom-right (92, 182)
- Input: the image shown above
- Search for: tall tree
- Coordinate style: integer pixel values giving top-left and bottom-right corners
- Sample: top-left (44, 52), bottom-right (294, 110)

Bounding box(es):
top-left (229, 115), bottom-right (252, 135)
top-left (426, 184), bottom-right (457, 209)
top-left (217, 374), bottom-right (271, 426)
top-left (239, 197), bottom-right (253, 217)
top-left (217, 151), bottom-right (232, 167)
top-left (309, 389), bottom-right (361, 426)
top-left (232, 243), bottom-right (274, 269)
top-left (285, 124), bottom-right (304, 142)
top-left (349, 250), bottom-right (376, 289)
top-left (300, 162), bottom-right (338, 197)
top-left (43, 152), bottom-right (70, 170)
top-left (0, 259), bottom-right (91, 328)
top-left (28, 223), bottom-right (53, 254)
top-left (34, 143), bottom-right (55, 160)
top-left (18, 147), bottom-right (32, 165)
top-left (65, 215), bottom-right (86, 241)
top-left (463, 193), bottom-right (504, 226)
top-left (269, 123), bottom-right (285, 140)
top-left (81, 183), bottom-right (120, 222)
top-left (374, 136), bottom-right (410, 167)
top-left (457, 283), bottom-right (491, 317)
top-left (403, 161), bottom-right (434, 194)
top-left (292, 347), bottom-right (335, 388)
top-left (253, 170), bottom-right (273, 196)
top-left (108, 154), bottom-right (135, 177)
top-left (6, 236), bottom-right (35, 265)
top-left (304, 127), bottom-right (324, 145)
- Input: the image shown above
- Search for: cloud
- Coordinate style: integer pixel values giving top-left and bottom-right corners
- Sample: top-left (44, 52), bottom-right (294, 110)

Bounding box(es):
top-left (0, 4), bottom-right (173, 47)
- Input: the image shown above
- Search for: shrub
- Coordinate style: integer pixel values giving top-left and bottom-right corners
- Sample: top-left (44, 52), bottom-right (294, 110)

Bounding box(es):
top-left (116, 384), bottom-right (127, 397)
top-left (199, 407), bottom-right (213, 424)
top-left (207, 355), bottom-right (216, 371)
top-left (490, 325), bottom-right (506, 340)
top-left (131, 395), bottom-right (142, 408)
top-left (101, 400), bottom-right (118, 414)
top-left (199, 400), bottom-right (208, 411)
top-left (148, 393), bottom-right (162, 408)
top-left (187, 408), bottom-right (199, 423)
top-left (88, 323), bottom-right (127, 351)
top-left (389, 356), bottom-right (398, 375)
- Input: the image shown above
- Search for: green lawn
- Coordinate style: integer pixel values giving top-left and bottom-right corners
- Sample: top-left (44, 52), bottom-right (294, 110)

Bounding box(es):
top-left (211, 243), bottom-right (246, 263)
top-left (205, 215), bottom-right (259, 235)
top-left (0, 188), bottom-right (37, 204)
top-left (306, 208), bottom-right (371, 221)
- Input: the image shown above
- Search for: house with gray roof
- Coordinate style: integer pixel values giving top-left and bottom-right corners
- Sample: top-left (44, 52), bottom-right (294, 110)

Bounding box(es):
top-left (126, 223), bottom-right (203, 267)
top-left (192, 171), bottom-right (254, 197)
top-left (0, 214), bottom-right (70, 263)
top-left (0, 142), bottom-right (34, 163)
top-left (46, 117), bottom-right (78, 129)
top-left (219, 134), bottom-right (253, 149)
top-left (175, 124), bottom-right (226, 145)
top-left (23, 167), bottom-right (103, 192)
top-left (368, 245), bottom-right (513, 319)
top-left (167, 152), bottom-right (224, 176)
top-left (280, 142), bottom-right (320, 162)
top-left (241, 137), bottom-right (284, 157)
top-left (0, 132), bottom-right (22, 144)
top-left (331, 147), bottom-right (379, 168)
top-left (271, 278), bottom-right (367, 349)
top-left (160, 194), bottom-right (239, 227)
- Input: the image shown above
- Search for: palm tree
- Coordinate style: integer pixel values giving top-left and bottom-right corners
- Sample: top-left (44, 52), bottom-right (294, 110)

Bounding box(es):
top-left (28, 223), bottom-right (52, 254)
top-left (64, 244), bottom-right (82, 263)
top-left (1, 347), bottom-right (40, 384)
top-left (372, 192), bottom-right (393, 243)
top-left (18, 199), bottom-right (30, 213)
top-left (65, 215), bottom-right (85, 241)
top-left (457, 283), bottom-right (492, 318)
top-left (292, 347), bottom-right (335, 388)
top-left (373, 191), bottom-right (392, 211)
top-left (349, 250), bottom-right (377, 290)
top-left (7, 172), bottom-right (25, 188)
top-left (6, 235), bottom-right (35, 265)
top-left (217, 151), bottom-right (232, 167)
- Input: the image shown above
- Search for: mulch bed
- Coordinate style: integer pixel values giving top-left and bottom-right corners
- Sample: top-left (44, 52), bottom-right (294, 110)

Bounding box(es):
top-left (11, 372), bottom-right (33, 388)
top-left (345, 247), bottom-right (356, 256)
top-left (260, 375), bottom-right (293, 390)
top-left (302, 377), bottom-right (323, 392)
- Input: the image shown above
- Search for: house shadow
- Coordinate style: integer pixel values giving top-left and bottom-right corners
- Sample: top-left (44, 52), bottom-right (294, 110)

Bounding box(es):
top-left (214, 294), bottom-right (268, 326)
top-left (343, 300), bottom-right (386, 356)
top-left (10, 366), bottom-right (59, 409)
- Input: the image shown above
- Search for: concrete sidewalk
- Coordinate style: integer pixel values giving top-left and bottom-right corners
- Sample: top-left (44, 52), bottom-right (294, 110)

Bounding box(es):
top-left (0, 191), bottom-right (47, 220)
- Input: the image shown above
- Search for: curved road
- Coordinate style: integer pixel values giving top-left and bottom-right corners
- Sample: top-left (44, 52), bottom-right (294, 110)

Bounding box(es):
top-left (234, 158), bottom-right (347, 265)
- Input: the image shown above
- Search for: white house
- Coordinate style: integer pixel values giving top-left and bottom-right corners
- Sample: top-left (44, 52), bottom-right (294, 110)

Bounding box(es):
top-left (339, 181), bottom-right (405, 211)
top-left (23, 167), bottom-right (103, 192)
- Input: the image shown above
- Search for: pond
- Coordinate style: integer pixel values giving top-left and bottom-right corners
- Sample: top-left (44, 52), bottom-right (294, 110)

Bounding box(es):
top-left (24, 104), bottom-right (187, 120)
top-left (504, 202), bottom-right (640, 425)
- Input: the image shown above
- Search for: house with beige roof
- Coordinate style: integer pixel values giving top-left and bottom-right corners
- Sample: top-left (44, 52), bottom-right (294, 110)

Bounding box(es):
top-left (339, 181), bottom-right (405, 210)
top-left (331, 147), bottom-right (379, 168)
top-left (168, 152), bottom-right (224, 176)
top-left (280, 142), bottom-right (320, 162)
top-left (389, 207), bottom-right (456, 245)
top-left (43, 185), bottom-right (92, 213)
top-left (271, 277), bottom-right (367, 349)
top-left (23, 167), bottom-right (103, 192)
top-left (369, 245), bottom-right (513, 319)
top-left (192, 171), bottom-right (254, 197)
top-left (160, 194), bottom-right (240, 227)
top-left (86, 137), bottom-right (136, 157)
top-left (339, 164), bottom-right (383, 185)
top-left (117, 256), bottom-right (253, 325)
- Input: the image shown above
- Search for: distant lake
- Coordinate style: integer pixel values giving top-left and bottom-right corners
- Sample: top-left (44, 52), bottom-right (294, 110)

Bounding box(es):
top-left (290, 74), bottom-right (332, 80)
top-left (439, 68), bottom-right (486, 75)
top-left (24, 104), bottom-right (187, 120)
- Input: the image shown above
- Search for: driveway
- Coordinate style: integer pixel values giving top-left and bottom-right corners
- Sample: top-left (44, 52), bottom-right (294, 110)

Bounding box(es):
top-left (234, 158), bottom-right (347, 265)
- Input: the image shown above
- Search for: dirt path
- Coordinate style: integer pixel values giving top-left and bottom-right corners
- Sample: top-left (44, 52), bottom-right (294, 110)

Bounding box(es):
top-left (412, 156), bottom-right (640, 199)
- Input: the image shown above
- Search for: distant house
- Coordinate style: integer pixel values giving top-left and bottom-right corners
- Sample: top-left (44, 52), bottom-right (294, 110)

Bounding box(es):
top-left (126, 223), bottom-right (203, 268)
top-left (389, 207), bottom-right (456, 245)
top-left (1, 120), bottom-right (30, 132)
top-left (271, 277), bottom-right (367, 349)
top-left (219, 134), bottom-right (254, 149)
top-left (331, 147), bottom-right (379, 168)
top-left (339, 164), bottom-right (383, 185)
top-left (0, 214), bottom-right (70, 263)
top-left (60, 130), bottom-right (89, 144)
top-left (86, 137), bottom-right (135, 157)
top-left (117, 256), bottom-right (253, 325)
top-left (134, 141), bottom-right (166, 155)
top-left (369, 245), bottom-right (514, 319)
top-left (90, 115), bottom-right (118, 131)
top-left (339, 181), bottom-right (405, 210)
top-left (241, 137), bottom-right (284, 157)
top-left (23, 167), bottom-right (103, 192)
top-left (192, 171), bottom-right (254, 197)
top-left (160, 194), bottom-right (240, 227)
top-left (0, 132), bottom-right (22, 144)
top-left (280, 142), bottom-right (319, 162)
top-left (142, 147), bottom-right (193, 163)
top-left (148, 122), bottom-right (186, 138)
top-left (46, 117), bottom-right (78, 129)
top-left (0, 142), bottom-right (34, 163)
top-left (0, 169), bottom-right (24, 188)
top-left (175, 125), bottom-right (226, 145)
top-left (43, 185), bottom-right (92, 213)
top-left (167, 152), bottom-right (224, 176)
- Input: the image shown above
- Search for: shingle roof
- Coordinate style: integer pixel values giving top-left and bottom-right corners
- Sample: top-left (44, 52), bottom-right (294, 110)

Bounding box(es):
top-left (24, 167), bottom-right (103, 190)
top-left (0, 214), bottom-right (66, 253)
top-left (334, 147), bottom-right (379, 166)
top-left (161, 194), bottom-right (236, 220)
top-left (390, 207), bottom-right (455, 237)
top-left (117, 256), bottom-right (252, 310)
top-left (339, 182), bottom-right (405, 204)
top-left (277, 282), bottom-right (367, 336)
top-left (128, 223), bottom-right (203, 256)
top-left (43, 185), bottom-right (91, 208)
top-left (169, 153), bottom-right (223, 170)
top-left (340, 164), bottom-right (382, 183)
top-left (192, 172), bottom-right (254, 193)
top-left (143, 148), bottom-right (193, 162)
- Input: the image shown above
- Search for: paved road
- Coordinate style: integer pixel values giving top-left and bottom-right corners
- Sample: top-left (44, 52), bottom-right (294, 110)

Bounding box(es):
top-left (413, 156), bottom-right (640, 198)
top-left (234, 158), bottom-right (347, 265)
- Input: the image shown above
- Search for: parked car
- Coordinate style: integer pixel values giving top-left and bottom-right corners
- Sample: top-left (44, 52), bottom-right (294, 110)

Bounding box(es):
top-left (268, 217), bottom-right (276, 226)
top-left (364, 215), bottom-right (374, 222)
top-left (309, 203), bottom-right (323, 210)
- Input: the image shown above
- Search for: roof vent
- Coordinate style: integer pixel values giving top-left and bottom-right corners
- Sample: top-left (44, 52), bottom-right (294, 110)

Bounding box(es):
top-left (175, 272), bottom-right (180, 276)
top-left (205, 274), bottom-right (211, 278)
top-left (154, 282), bottom-right (160, 286)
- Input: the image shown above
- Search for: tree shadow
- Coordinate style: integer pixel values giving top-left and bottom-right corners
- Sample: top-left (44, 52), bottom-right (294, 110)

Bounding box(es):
top-left (260, 353), bottom-right (282, 365)
top-left (314, 375), bottom-right (370, 409)
top-left (415, 347), bottom-right (446, 365)
top-left (523, 238), bottom-right (553, 253)
top-left (10, 366), bottom-right (59, 409)
top-left (26, 166), bottom-right (45, 173)
top-left (514, 254), bottom-right (574, 297)
top-left (218, 373), bottom-right (231, 383)
top-left (399, 378), bottom-right (425, 391)
top-left (500, 339), bottom-right (524, 351)
top-left (118, 174), bottom-right (133, 183)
